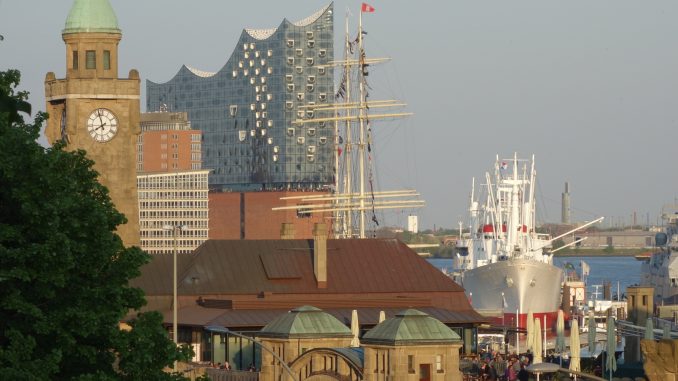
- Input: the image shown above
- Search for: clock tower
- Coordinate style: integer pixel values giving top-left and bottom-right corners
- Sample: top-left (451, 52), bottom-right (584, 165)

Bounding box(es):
top-left (45, 0), bottom-right (140, 246)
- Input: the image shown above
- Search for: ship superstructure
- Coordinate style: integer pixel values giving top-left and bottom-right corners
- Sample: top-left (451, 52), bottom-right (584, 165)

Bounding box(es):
top-left (455, 154), bottom-right (602, 326)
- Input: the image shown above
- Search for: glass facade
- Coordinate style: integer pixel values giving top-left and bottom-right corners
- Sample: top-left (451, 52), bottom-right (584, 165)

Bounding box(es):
top-left (147, 5), bottom-right (335, 191)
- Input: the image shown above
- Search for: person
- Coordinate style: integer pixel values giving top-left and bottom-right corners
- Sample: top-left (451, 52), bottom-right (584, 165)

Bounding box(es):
top-left (486, 360), bottom-right (498, 381)
top-left (247, 363), bottom-right (256, 372)
top-left (517, 363), bottom-right (529, 381)
top-left (493, 354), bottom-right (506, 381)
top-left (505, 358), bottom-right (518, 381)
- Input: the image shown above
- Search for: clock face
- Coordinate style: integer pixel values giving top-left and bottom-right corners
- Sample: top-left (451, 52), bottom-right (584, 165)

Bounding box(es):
top-left (87, 108), bottom-right (118, 142)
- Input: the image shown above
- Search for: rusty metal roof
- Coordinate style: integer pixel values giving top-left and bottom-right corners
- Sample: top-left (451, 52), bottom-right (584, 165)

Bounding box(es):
top-left (133, 238), bottom-right (464, 296)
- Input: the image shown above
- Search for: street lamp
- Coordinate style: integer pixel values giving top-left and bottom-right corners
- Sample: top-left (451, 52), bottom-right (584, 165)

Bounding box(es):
top-left (163, 224), bottom-right (188, 349)
top-left (205, 325), bottom-right (299, 381)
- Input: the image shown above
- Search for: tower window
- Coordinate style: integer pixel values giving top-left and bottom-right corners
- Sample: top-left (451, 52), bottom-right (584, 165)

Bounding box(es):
top-left (72, 51), bottom-right (79, 69)
top-left (86, 50), bottom-right (96, 69)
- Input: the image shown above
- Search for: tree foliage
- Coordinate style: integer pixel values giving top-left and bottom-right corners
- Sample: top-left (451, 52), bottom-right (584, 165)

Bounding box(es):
top-left (0, 69), bottom-right (189, 380)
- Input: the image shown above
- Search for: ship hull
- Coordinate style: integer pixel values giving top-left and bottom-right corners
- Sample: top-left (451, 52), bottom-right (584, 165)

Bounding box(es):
top-left (462, 258), bottom-right (563, 328)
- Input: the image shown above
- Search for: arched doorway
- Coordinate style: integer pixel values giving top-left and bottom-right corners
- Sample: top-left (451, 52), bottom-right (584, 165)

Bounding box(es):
top-left (289, 348), bottom-right (363, 381)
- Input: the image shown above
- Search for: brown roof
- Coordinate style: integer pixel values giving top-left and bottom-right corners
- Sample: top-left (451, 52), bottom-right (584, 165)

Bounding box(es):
top-left (133, 238), bottom-right (464, 296)
top-left (132, 238), bottom-right (485, 326)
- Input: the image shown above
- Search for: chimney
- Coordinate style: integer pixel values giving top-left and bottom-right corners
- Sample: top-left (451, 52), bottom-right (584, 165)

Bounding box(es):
top-left (280, 223), bottom-right (295, 239)
top-left (313, 223), bottom-right (327, 288)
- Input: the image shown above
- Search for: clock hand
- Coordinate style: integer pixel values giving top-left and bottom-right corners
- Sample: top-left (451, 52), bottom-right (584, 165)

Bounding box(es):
top-left (97, 122), bottom-right (107, 131)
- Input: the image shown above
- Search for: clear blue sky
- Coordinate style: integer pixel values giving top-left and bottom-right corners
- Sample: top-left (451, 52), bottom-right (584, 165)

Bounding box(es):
top-left (2, 0), bottom-right (678, 230)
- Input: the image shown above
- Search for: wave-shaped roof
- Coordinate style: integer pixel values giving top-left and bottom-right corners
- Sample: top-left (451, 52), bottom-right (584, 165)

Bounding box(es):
top-left (185, 65), bottom-right (216, 78)
top-left (244, 3), bottom-right (331, 40)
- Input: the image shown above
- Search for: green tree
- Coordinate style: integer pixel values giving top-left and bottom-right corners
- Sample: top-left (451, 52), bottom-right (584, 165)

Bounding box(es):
top-left (0, 70), bottom-right (189, 380)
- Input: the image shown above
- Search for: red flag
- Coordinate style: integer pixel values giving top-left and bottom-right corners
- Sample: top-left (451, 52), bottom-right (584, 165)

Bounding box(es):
top-left (361, 3), bottom-right (375, 13)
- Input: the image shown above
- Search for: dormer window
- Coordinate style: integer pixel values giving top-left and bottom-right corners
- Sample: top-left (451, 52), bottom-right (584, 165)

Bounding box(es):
top-left (319, 137), bottom-right (328, 145)
top-left (249, 43), bottom-right (255, 50)
top-left (285, 101), bottom-right (294, 109)
top-left (244, 52), bottom-right (250, 59)
top-left (307, 128), bottom-right (316, 136)
top-left (287, 84), bottom-right (295, 92)
top-left (229, 105), bottom-right (238, 117)
top-left (297, 110), bottom-right (305, 118)
top-left (297, 136), bottom-right (305, 145)
top-left (255, 51), bottom-right (260, 58)
top-left (287, 128), bottom-right (295, 137)
top-left (267, 67), bottom-right (273, 74)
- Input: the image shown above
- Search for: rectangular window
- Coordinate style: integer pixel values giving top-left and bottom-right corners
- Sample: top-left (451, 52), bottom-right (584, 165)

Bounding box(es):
top-left (86, 50), bottom-right (96, 69)
top-left (103, 50), bottom-right (111, 70)
top-left (72, 51), bottom-right (79, 69)
top-left (408, 355), bottom-right (415, 373)
top-left (435, 355), bottom-right (443, 373)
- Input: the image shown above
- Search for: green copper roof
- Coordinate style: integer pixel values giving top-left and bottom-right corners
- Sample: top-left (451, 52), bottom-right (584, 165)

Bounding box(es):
top-left (362, 309), bottom-right (461, 346)
top-left (259, 306), bottom-right (353, 339)
top-left (63, 0), bottom-right (120, 35)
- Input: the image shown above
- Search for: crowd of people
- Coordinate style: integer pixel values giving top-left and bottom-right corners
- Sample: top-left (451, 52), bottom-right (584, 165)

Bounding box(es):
top-left (464, 350), bottom-right (535, 381)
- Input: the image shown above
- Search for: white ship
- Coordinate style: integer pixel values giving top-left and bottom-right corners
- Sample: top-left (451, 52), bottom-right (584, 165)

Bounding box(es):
top-left (640, 205), bottom-right (678, 305)
top-left (454, 154), bottom-right (602, 327)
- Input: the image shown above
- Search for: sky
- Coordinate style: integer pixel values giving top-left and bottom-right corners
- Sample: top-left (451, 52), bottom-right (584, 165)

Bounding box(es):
top-left (2, 0), bottom-right (678, 230)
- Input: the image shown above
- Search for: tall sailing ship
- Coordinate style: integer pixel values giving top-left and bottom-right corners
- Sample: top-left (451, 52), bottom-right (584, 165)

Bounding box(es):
top-left (454, 154), bottom-right (602, 326)
top-left (274, 7), bottom-right (424, 238)
top-left (640, 205), bottom-right (678, 306)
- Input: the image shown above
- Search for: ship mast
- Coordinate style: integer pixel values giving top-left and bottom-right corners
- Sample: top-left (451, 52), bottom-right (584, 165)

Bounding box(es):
top-left (273, 7), bottom-right (424, 238)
